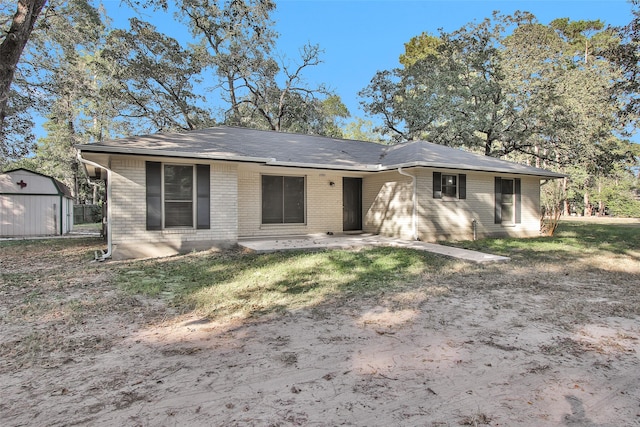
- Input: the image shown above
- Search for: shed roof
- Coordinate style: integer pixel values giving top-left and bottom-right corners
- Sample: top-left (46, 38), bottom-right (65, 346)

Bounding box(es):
top-left (77, 126), bottom-right (565, 178)
top-left (0, 168), bottom-right (73, 198)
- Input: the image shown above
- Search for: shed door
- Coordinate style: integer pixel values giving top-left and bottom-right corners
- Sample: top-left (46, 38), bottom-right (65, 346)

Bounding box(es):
top-left (343, 177), bottom-right (362, 231)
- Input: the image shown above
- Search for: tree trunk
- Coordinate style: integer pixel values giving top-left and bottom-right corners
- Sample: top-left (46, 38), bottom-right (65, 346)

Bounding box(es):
top-left (598, 180), bottom-right (605, 216)
top-left (563, 177), bottom-right (570, 216)
top-left (584, 191), bottom-right (592, 216)
top-left (0, 0), bottom-right (47, 130)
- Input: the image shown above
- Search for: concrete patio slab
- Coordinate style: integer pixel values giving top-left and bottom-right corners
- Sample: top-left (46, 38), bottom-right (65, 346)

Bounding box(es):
top-left (238, 234), bottom-right (510, 264)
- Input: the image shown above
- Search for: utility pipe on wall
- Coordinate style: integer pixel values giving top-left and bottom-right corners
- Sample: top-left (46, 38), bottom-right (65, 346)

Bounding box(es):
top-left (77, 153), bottom-right (112, 261)
top-left (398, 167), bottom-right (418, 241)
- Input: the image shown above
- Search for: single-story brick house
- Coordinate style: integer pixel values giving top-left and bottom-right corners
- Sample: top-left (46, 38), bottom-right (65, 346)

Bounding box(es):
top-left (0, 168), bottom-right (74, 237)
top-left (76, 126), bottom-right (563, 260)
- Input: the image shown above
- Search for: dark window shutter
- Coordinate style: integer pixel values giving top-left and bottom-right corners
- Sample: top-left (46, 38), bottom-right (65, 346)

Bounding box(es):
top-left (146, 162), bottom-right (162, 230)
top-left (433, 172), bottom-right (442, 199)
top-left (196, 164), bottom-right (210, 229)
top-left (515, 178), bottom-right (521, 224)
top-left (458, 174), bottom-right (466, 199)
top-left (494, 177), bottom-right (502, 224)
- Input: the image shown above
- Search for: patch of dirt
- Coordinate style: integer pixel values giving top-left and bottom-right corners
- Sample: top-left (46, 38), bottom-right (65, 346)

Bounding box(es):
top-left (1, 237), bottom-right (640, 426)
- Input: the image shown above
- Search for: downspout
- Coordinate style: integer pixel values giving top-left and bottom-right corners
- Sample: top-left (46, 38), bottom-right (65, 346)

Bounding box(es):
top-left (77, 152), bottom-right (112, 261)
top-left (398, 167), bottom-right (419, 241)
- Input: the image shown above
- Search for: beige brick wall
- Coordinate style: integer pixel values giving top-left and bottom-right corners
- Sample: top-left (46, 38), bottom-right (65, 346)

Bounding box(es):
top-left (109, 155), bottom-right (238, 258)
top-left (108, 156), bottom-right (543, 257)
top-left (237, 164), bottom-right (344, 237)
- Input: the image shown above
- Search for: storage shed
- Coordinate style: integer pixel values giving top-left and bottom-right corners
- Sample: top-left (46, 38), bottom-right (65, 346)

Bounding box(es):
top-left (0, 169), bottom-right (74, 237)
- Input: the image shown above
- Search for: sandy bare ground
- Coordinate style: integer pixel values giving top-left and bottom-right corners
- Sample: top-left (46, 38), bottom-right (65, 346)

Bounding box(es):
top-left (1, 231), bottom-right (639, 426)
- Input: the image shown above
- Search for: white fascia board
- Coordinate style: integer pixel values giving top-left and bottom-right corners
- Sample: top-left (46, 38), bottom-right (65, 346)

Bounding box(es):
top-left (265, 159), bottom-right (383, 172)
top-left (76, 144), bottom-right (275, 164)
top-left (380, 161), bottom-right (566, 179)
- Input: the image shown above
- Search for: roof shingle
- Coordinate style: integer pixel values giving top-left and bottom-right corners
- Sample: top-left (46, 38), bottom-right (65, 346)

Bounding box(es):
top-left (77, 126), bottom-right (564, 178)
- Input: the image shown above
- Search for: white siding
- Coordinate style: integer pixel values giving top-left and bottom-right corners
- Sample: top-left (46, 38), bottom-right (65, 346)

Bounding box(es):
top-left (0, 195), bottom-right (60, 236)
top-left (362, 171), bottom-right (414, 240)
top-left (416, 169), bottom-right (541, 241)
top-left (0, 169), bottom-right (72, 237)
top-left (0, 170), bottom-right (58, 194)
top-left (364, 168), bottom-right (542, 242)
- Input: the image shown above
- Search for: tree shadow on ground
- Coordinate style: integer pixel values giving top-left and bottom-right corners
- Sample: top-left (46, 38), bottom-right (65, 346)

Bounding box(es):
top-left (115, 246), bottom-right (457, 321)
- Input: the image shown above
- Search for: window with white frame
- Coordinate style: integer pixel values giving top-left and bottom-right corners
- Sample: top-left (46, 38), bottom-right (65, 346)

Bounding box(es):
top-left (432, 172), bottom-right (466, 199)
top-left (494, 177), bottom-right (521, 225)
top-left (441, 174), bottom-right (457, 198)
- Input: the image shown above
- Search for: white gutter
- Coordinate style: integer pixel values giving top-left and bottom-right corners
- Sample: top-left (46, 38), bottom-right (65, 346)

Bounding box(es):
top-left (265, 159), bottom-right (382, 172)
top-left (77, 152), bottom-right (113, 261)
top-left (398, 167), bottom-right (419, 241)
top-left (77, 144), bottom-right (275, 164)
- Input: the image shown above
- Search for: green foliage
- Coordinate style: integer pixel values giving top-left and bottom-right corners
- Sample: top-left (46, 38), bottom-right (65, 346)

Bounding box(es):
top-left (0, 0), bottom-right (46, 163)
top-left (399, 32), bottom-right (442, 67)
top-left (342, 118), bottom-right (388, 143)
top-left (361, 12), bottom-right (539, 151)
top-left (2, 0), bottom-right (347, 200)
top-left (360, 10), bottom-right (639, 216)
top-left (101, 17), bottom-right (213, 132)
top-left (608, 5), bottom-right (640, 130)
top-left (0, 90), bottom-right (35, 167)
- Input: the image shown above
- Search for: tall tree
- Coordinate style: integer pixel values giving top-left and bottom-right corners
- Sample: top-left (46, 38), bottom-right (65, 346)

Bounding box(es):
top-left (169, 0), bottom-right (344, 134)
top-left (0, 0), bottom-right (46, 163)
top-left (550, 18), bottom-right (613, 64)
top-left (360, 11), bottom-right (636, 217)
top-left (361, 12), bottom-right (532, 155)
top-left (608, 2), bottom-right (640, 133)
top-left (101, 18), bottom-right (212, 133)
top-left (232, 43), bottom-right (343, 133)
top-left (183, 0), bottom-right (275, 123)
top-left (119, 0), bottom-right (343, 136)
top-left (22, 0), bottom-right (105, 198)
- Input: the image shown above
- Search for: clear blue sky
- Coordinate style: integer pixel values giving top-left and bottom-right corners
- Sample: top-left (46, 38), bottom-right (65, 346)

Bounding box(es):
top-left (108, 0), bottom-right (636, 122)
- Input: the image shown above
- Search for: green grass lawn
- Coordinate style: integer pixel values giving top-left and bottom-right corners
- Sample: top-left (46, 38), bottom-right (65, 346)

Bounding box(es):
top-left (116, 247), bottom-right (457, 321)
top-left (114, 220), bottom-right (640, 321)
top-left (36, 219), bottom-right (633, 323)
top-left (443, 220), bottom-right (640, 263)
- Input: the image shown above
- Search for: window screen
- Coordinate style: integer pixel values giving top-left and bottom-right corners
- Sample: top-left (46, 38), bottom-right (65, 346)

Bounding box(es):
top-left (262, 175), bottom-right (305, 224)
top-left (164, 165), bottom-right (193, 227)
top-left (441, 174), bottom-right (457, 198)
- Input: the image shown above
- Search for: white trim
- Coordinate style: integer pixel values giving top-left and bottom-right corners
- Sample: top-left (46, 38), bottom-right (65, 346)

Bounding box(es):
top-left (162, 163), bottom-right (196, 230)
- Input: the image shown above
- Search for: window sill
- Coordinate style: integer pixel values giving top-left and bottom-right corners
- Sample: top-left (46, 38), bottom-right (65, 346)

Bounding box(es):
top-left (260, 223), bottom-right (307, 228)
top-left (161, 228), bottom-right (197, 235)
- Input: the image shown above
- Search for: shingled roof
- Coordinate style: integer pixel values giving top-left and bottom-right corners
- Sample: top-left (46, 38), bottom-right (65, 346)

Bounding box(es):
top-left (77, 126), bottom-right (564, 178)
